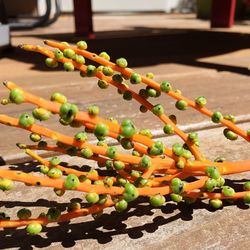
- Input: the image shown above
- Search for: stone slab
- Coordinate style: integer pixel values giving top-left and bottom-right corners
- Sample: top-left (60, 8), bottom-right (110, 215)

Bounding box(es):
top-left (0, 122), bottom-right (250, 249)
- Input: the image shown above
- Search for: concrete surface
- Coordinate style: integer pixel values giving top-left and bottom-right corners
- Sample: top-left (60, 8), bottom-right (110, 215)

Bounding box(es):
top-left (0, 13), bottom-right (250, 249)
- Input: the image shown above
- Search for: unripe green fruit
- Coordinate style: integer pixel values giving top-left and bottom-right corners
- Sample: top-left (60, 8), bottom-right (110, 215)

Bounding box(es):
top-left (54, 49), bottom-right (64, 59)
top-left (211, 111), bottom-right (223, 123)
top-left (170, 193), bottom-right (183, 203)
top-left (160, 81), bottom-right (172, 92)
top-left (19, 113), bottom-right (35, 127)
top-left (32, 108), bottom-right (51, 121)
top-left (205, 178), bottom-right (217, 192)
top-left (140, 155), bottom-right (152, 168)
top-left (115, 199), bottom-right (128, 212)
top-left (26, 223), bottom-right (42, 235)
top-left (99, 51), bottom-right (110, 60)
top-left (63, 62), bottom-right (74, 72)
top-left (86, 192), bottom-right (99, 204)
top-left (195, 96), bottom-right (207, 107)
top-left (222, 186), bottom-right (235, 197)
top-left (64, 174), bottom-right (80, 189)
top-left (81, 148), bottom-right (93, 158)
top-left (86, 65), bottom-right (97, 77)
top-left (88, 105), bottom-right (100, 116)
top-left (76, 40), bottom-right (88, 50)
top-left (243, 181), bottom-right (250, 191)
top-left (102, 66), bottom-right (113, 76)
top-left (243, 193), bottom-right (250, 204)
top-left (171, 178), bottom-right (184, 194)
top-left (223, 128), bottom-right (238, 140)
top-left (9, 89), bottom-right (24, 104)
top-left (175, 100), bottom-right (188, 110)
top-left (209, 199), bottom-right (223, 209)
top-left (50, 92), bottom-right (67, 104)
top-left (75, 131), bottom-right (88, 142)
top-left (50, 156), bottom-right (61, 166)
top-left (75, 55), bottom-right (85, 64)
top-left (45, 58), bottom-right (58, 68)
top-left (163, 124), bottom-right (174, 135)
top-left (97, 80), bottom-right (109, 89)
top-left (40, 165), bottom-right (49, 174)
top-left (130, 73), bottom-right (141, 84)
top-left (152, 104), bottom-right (164, 116)
top-left (63, 48), bottom-right (75, 59)
top-left (106, 146), bottom-right (118, 159)
top-left (47, 168), bottom-right (62, 179)
top-left (116, 57), bottom-right (128, 68)
top-left (205, 166), bottom-right (220, 179)
top-left (113, 161), bottom-right (125, 170)
top-left (150, 194), bottom-right (166, 207)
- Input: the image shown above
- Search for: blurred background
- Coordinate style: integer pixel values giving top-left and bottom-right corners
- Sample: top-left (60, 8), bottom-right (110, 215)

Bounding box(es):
top-left (0, 0), bottom-right (249, 162)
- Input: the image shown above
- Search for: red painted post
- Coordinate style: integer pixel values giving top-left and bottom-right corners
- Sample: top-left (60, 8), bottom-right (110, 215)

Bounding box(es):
top-left (73, 0), bottom-right (94, 38)
top-left (211, 0), bottom-right (236, 28)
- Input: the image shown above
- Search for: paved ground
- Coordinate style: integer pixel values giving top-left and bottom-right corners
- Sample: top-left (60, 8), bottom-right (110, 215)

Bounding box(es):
top-left (0, 13), bottom-right (250, 249)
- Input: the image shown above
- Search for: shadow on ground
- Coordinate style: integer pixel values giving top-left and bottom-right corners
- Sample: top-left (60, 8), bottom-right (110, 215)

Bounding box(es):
top-left (3, 27), bottom-right (250, 76)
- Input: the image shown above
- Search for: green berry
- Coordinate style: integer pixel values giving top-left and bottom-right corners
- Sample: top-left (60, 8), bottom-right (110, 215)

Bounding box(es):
top-left (45, 58), bottom-right (58, 68)
top-left (117, 175), bottom-right (127, 186)
top-left (222, 186), bottom-right (235, 196)
top-left (170, 193), bottom-right (183, 203)
top-left (99, 51), bottom-right (110, 60)
top-left (17, 208), bottom-right (31, 219)
top-left (75, 131), bottom-right (88, 142)
top-left (104, 177), bottom-right (114, 187)
top-left (64, 174), bottom-right (80, 189)
top-left (46, 207), bottom-right (61, 221)
top-left (77, 40), bottom-right (88, 50)
top-left (29, 133), bottom-right (41, 142)
top-left (75, 55), bottom-right (85, 64)
top-left (26, 223), bottom-right (42, 235)
top-left (195, 96), bottom-right (207, 107)
top-left (86, 192), bottom-right (99, 204)
top-left (160, 81), bottom-right (172, 92)
top-left (121, 119), bottom-right (133, 127)
top-left (94, 123), bottom-right (109, 138)
top-left (175, 100), bottom-right (188, 110)
top-left (115, 199), bottom-right (128, 212)
top-left (50, 92), bottom-right (67, 104)
top-left (209, 199), bottom-right (223, 209)
top-left (86, 65), bottom-right (97, 77)
top-left (32, 108), bottom-right (51, 121)
top-left (107, 146), bottom-right (118, 159)
top-left (50, 156), bottom-right (61, 166)
top-left (163, 124), bottom-right (174, 135)
top-left (116, 57), bottom-right (128, 68)
top-left (102, 66), bottom-right (113, 76)
top-left (40, 165), bottom-right (49, 174)
top-left (9, 89), bottom-right (24, 104)
top-left (147, 87), bottom-right (157, 97)
top-left (47, 168), bottom-right (62, 179)
top-left (130, 73), bottom-right (141, 84)
top-left (63, 62), bottom-right (74, 72)
top-left (19, 113), bottom-right (35, 127)
top-left (152, 104), bottom-right (164, 116)
top-left (98, 194), bottom-right (108, 204)
top-left (81, 148), bottom-right (93, 158)
top-left (146, 72), bottom-right (154, 79)
top-left (172, 143), bottom-right (184, 156)
top-left (121, 124), bottom-right (136, 138)
top-left (112, 74), bottom-right (123, 83)
top-left (224, 114), bottom-right (236, 123)
top-left (223, 129), bottom-right (238, 140)
top-left (216, 177), bottom-right (225, 187)
top-left (171, 178), bottom-right (184, 194)
top-left (243, 193), bottom-right (250, 204)
top-left (205, 166), bottom-right (220, 179)
top-left (88, 105), bottom-right (100, 116)
top-left (123, 183), bottom-right (139, 202)
top-left (205, 178), bottom-right (217, 192)
top-left (63, 48), bottom-right (75, 59)
top-left (121, 138), bottom-right (134, 149)
top-left (97, 80), bottom-right (109, 89)
top-left (243, 182), bottom-right (250, 191)
top-left (114, 161), bottom-right (125, 170)
top-left (140, 155), bottom-right (152, 168)
top-left (176, 159), bottom-right (185, 169)
top-left (54, 49), bottom-right (64, 59)
top-left (211, 111), bottom-right (223, 123)
top-left (183, 149), bottom-right (192, 159)
top-left (139, 129), bottom-right (152, 138)
top-left (188, 132), bottom-right (198, 142)
top-left (149, 194), bottom-right (166, 207)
